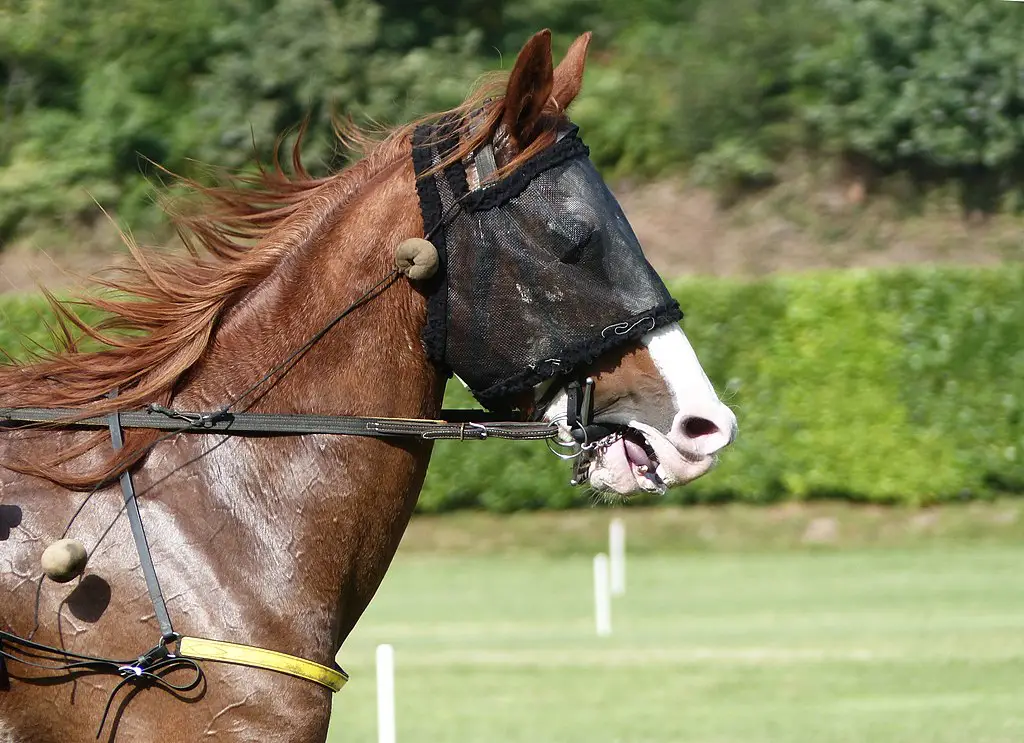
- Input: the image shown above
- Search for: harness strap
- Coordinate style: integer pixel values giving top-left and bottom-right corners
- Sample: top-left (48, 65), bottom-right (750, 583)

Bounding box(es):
top-left (0, 629), bottom-right (203, 737)
top-left (0, 406), bottom-right (557, 441)
top-left (0, 395), bottom-right (351, 711)
top-left (566, 377), bottom-right (599, 484)
top-left (101, 390), bottom-right (349, 694)
top-left (0, 392), bottom-right (349, 713)
top-left (177, 636), bottom-right (347, 692)
top-left (106, 391), bottom-right (175, 642)
top-left (564, 377), bottom-right (610, 445)
top-left (0, 628), bottom-right (347, 697)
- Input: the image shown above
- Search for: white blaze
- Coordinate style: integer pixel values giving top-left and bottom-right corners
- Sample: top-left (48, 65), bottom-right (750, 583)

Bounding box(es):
top-left (641, 324), bottom-right (718, 409)
top-left (642, 324), bottom-right (736, 453)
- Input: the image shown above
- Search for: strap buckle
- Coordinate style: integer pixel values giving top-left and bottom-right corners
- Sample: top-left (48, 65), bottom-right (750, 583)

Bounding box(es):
top-left (459, 422), bottom-right (488, 440)
top-left (567, 377), bottom-right (597, 444)
top-left (147, 403), bottom-right (231, 428)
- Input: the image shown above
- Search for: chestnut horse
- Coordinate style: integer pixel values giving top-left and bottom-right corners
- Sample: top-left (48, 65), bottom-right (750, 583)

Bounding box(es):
top-left (0, 31), bottom-right (735, 742)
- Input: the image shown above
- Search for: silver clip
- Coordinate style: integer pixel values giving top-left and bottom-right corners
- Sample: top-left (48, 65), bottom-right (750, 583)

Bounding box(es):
top-left (601, 316), bottom-right (656, 338)
top-left (458, 422), bottom-right (488, 440)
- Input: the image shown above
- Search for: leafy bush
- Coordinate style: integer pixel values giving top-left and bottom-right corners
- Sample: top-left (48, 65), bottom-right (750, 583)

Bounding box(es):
top-left (797, 0), bottom-right (1024, 209)
top-left (572, 0), bottom-right (832, 180)
top-left (0, 0), bottom-right (492, 237)
top-left (4, 266), bottom-right (1021, 509)
top-left (3, 0), bottom-right (1024, 233)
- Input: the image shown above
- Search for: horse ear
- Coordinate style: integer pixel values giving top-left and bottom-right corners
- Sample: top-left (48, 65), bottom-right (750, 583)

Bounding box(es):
top-left (502, 29), bottom-right (554, 148)
top-left (552, 32), bottom-right (592, 111)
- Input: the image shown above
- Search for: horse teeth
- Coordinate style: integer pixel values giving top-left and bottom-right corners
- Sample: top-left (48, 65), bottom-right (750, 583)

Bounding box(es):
top-left (637, 464), bottom-right (648, 474)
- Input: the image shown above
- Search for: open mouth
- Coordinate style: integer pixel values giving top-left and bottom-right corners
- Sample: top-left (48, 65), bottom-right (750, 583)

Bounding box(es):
top-left (620, 426), bottom-right (666, 492)
top-left (577, 425), bottom-right (665, 493)
top-left (621, 427), bottom-right (657, 470)
top-left (573, 422), bottom-right (713, 495)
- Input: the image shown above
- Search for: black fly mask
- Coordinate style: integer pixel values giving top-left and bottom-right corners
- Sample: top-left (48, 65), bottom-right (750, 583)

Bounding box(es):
top-left (412, 120), bottom-right (681, 410)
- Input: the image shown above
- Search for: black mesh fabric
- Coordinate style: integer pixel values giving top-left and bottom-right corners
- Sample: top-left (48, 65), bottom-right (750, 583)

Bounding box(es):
top-left (412, 121), bottom-right (682, 410)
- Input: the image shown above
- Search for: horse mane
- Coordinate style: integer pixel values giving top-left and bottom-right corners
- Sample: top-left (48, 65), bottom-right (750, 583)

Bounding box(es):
top-left (0, 74), bottom-right (568, 489)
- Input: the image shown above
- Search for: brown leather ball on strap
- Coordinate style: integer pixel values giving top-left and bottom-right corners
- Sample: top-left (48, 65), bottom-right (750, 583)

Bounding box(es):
top-left (394, 238), bottom-right (439, 281)
top-left (40, 538), bottom-right (88, 583)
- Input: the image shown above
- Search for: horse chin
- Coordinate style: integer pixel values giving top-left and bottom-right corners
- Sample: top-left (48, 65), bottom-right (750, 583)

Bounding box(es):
top-left (585, 421), bottom-right (716, 496)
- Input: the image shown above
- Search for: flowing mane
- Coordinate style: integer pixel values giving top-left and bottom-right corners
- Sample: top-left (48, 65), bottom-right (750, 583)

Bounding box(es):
top-left (0, 77), bottom-right (568, 488)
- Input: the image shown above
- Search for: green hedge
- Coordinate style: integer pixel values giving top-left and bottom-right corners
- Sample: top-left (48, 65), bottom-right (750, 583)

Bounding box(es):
top-left (0, 296), bottom-right (99, 359)
top-left (2, 265), bottom-right (1023, 508)
top-left (425, 265), bottom-right (1024, 510)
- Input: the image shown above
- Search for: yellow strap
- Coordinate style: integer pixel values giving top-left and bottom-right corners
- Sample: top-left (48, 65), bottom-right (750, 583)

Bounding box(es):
top-left (178, 636), bottom-right (348, 692)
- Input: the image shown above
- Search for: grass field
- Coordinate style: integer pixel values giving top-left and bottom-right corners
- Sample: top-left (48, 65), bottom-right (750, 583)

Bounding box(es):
top-left (327, 505), bottom-right (1024, 743)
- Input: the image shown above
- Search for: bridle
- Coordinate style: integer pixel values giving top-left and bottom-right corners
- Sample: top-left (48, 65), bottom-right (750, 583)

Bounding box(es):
top-left (0, 126), bottom-right (613, 735)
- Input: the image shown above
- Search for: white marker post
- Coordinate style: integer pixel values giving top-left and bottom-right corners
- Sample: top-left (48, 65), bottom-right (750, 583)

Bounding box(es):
top-left (609, 518), bottom-right (626, 596)
top-left (376, 644), bottom-right (396, 743)
top-left (593, 553), bottom-right (612, 637)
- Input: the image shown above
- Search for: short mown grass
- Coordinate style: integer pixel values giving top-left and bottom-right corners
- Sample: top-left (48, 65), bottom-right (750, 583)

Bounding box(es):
top-left (328, 505), bottom-right (1024, 742)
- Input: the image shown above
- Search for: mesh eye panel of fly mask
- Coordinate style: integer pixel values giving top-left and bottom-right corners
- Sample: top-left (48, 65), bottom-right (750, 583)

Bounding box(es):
top-left (411, 118), bottom-right (682, 411)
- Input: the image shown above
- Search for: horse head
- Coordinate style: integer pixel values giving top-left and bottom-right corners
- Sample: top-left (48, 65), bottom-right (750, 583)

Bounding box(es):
top-left (416, 30), bottom-right (736, 495)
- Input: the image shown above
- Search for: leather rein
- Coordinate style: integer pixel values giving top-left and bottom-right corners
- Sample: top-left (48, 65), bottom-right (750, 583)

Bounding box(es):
top-left (0, 404), bottom-right (561, 441)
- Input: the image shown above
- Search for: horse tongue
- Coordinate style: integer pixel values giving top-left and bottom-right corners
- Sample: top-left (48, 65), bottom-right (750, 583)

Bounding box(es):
top-left (623, 436), bottom-right (652, 469)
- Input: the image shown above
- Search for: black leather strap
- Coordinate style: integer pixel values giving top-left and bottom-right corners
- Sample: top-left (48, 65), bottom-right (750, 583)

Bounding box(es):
top-left (0, 406), bottom-right (558, 441)
top-left (565, 380), bottom-right (581, 433)
top-left (0, 629), bottom-right (201, 737)
top-left (106, 392), bottom-right (176, 642)
top-left (566, 377), bottom-right (613, 444)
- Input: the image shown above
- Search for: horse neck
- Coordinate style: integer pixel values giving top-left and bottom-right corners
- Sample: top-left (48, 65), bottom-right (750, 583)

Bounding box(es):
top-left (157, 156), bottom-right (443, 656)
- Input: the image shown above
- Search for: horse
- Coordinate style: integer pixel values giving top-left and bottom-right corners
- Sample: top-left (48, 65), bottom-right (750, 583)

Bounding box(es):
top-left (0, 30), bottom-right (736, 742)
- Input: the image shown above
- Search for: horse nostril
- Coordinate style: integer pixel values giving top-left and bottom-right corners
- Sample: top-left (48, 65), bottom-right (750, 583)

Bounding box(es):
top-left (682, 416), bottom-right (720, 440)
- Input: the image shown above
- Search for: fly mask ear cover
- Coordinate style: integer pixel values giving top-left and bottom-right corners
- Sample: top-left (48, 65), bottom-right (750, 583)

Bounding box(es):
top-left (411, 119), bottom-right (682, 411)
